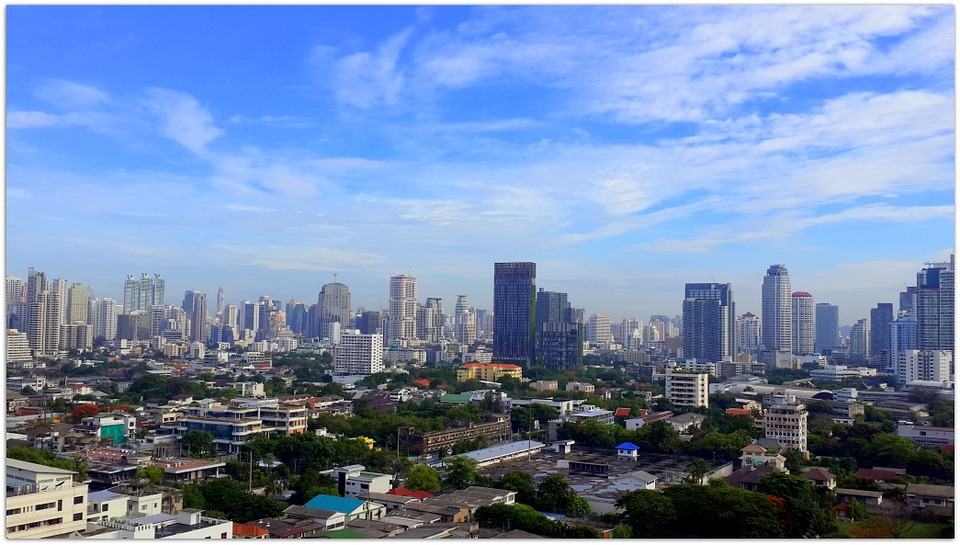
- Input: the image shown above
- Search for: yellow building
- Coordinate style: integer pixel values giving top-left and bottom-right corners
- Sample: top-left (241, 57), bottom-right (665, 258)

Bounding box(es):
top-left (456, 362), bottom-right (523, 383)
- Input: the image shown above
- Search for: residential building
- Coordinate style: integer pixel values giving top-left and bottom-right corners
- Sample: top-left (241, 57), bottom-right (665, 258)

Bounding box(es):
top-left (565, 381), bottom-right (595, 393)
top-left (7, 330), bottom-right (32, 363)
top-left (894, 350), bottom-right (952, 385)
top-left (493, 262), bottom-right (537, 365)
top-left (665, 370), bottom-right (708, 408)
top-left (814, 303), bottom-right (839, 354)
top-left (88, 298), bottom-right (118, 341)
top-left (736, 312), bottom-right (761, 355)
top-left (740, 442), bottom-right (787, 471)
top-left (122, 273), bottom-right (164, 314)
top-left (6, 458), bottom-right (89, 539)
top-left (84, 509), bottom-right (232, 539)
top-left (764, 394), bottom-right (808, 454)
top-left (791, 292), bottom-right (814, 356)
top-left (331, 465), bottom-right (393, 498)
top-left (539, 322), bottom-right (583, 370)
top-left (387, 275), bottom-right (417, 342)
top-left (405, 419), bottom-right (512, 454)
top-left (682, 283), bottom-right (735, 362)
top-left (456, 362), bottom-right (522, 382)
top-left (586, 313), bottom-right (612, 347)
top-left (66, 283), bottom-right (91, 325)
top-left (334, 332), bottom-right (384, 375)
top-left (761, 264), bottom-right (792, 366)
top-left (303, 494), bottom-right (386, 522)
top-left (849, 319), bottom-right (870, 360)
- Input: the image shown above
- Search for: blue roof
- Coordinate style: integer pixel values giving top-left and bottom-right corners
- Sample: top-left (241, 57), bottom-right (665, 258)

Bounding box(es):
top-left (616, 442), bottom-right (640, 450)
top-left (304, 494), bottom-right (366, 514)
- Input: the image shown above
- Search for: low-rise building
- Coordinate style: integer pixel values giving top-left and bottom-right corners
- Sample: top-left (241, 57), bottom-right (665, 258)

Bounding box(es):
top-left (406, 418), bottom-right (512, 454)
top-left (458, 441), bottom-right (545, 467)
top-left (565, 381), bottom-right (595, 393)
top-left (739, 442), bottom-right (786, 471)
top-left (666, 370), bottom-right (708, 408)
top-left (81, 509), bottom-right (232, 539)
top-left (666, 413), bottom-right (705, 433)
top-left (303, 494), bottom-right (386, 522)
top-left (905, 484), bottom-right (954, 511)
top-left (6, 459), bottom-right (89, 539)
top-left (896, 422), bottom-right (954, 448)
top-left (456, 363), bottom-right (523, 383)
top-left (331, 465), bottom-right (393, 498)
top-left (529, 380), bottom-right (558, 392)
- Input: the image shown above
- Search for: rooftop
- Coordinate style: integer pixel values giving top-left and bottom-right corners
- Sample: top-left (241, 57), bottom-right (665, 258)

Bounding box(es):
top-left (460, 440), bottom-right (545, 464)
top-left (304, 494), bottom-right (368, 514)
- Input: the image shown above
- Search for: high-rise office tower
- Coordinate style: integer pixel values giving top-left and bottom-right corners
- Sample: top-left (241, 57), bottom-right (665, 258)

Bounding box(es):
top-left (222, 304), bottom-right (239, 332)
top-left (849, 319), bottom-right (870, 360)
top-left (916, 256), bottom-right (954, 351)
top-left (890, 315), bottom-right (918, 355)
top-left (814, 303), bottom-right (839, 354)
top-left (535, 289), bottom-right (571, 333)
top-left (356, 311), bottom-right (382, 335)
top-left (761, 264), bottom-right (793, 364)
top-left (870, 303), bottom-right (894, 363)
top-left (899, 286), bottom-right (918, 315)
top-left (242, 301), bottom-right (261, 334)
top-left (493, 262), bottom-right (537, 365)
top-left (586, 313), bottom-right (612, 346)
top-left (319, 282), bottom-right (352, 340)
top-left (187, 292), bottom-right (208, 342)
top-left (387, 275), bottom-right (418, 342)
top-left (216, 287), bottom-right (224, 315)
top-left (182, 290), bottom-right (200, 315)
top-left (682, 283), bottom-right (735, 362)
top-left (66, 283), bottom-right (91, 325)
top-left (736, 312), bottom-right (761, 354)
top-left (791, 291), bottom-right (814, 356)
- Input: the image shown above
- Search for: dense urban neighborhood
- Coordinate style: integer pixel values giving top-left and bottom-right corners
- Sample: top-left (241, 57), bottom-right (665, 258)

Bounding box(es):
top-left (4, 258), bottom-right (955, 539)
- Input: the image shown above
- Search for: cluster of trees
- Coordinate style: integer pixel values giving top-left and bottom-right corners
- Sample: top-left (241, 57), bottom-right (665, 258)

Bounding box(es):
top-left (242, 432), bottom-right (411, 479)
top-left (181, 479), bottom-right (284, 522)
top-left (616, 474), bottom-right (836, 538)
top-left (492, 472), bottom-right (589, 517)
top-left (125, 375), bottom-right (212, 402)
top-left (8, 446), bottom-right (89, 481)
top-left (475, 504), bottom-right (601, 538)
top-left (807, 421), bottom-right (953, 482)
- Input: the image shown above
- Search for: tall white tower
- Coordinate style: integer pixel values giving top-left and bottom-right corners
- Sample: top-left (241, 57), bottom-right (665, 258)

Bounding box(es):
top-left (387, 275), bottom-right (418, 342)
top-left (761, 264), bottom-right (793, 360)
top-left (791, 291), bottom-right (814, 356)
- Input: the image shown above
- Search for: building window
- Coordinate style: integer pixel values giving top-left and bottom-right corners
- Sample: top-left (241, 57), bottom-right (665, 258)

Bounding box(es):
top-left (73, 513), bottom-right (83, 521)
top-left (74, 496), bottom-right (84, 504)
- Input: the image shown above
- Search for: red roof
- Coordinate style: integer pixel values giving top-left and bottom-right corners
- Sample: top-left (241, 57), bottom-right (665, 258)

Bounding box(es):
top-left (726, 408), bottom-right (753, 416)
top-left (388, 487), bottom-right (433, 500)
top-left (614, 407), bottom-right (631, 417)
top-left (792, 291), bottom-right (812, 297)
top-left (856, 468), bottom-right (901, 481)
top-left (412, 378), bottom-right (431, 387)
top-left (233, 522), bottom-right (269, 538)
top-left (461, 362), bottom-right (521, 369)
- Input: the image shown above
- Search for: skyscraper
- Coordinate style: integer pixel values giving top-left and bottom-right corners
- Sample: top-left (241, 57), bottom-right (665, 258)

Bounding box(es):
top-left (88, 298), bottom-right (118, 341)
top-left (216, 287), bottom-right (224, 315)
top-left (123, 273), bottom-right (164, 312)
top-left (387, 275), bottom-right (418, 342)
top-left (916, 256), bottom-right (954, 351)
top-left (540, 322), bottom-right (583, 369)
top-left (535, 289), bottom-right (571, 332)
top-left (188, 292), bottom-right (208, 342)
top-left (493, 262), bottom-right (536, 365)
top-left (319, 282), bottom-right (352, 340)
top-left (419, 298), bottom-right (444, 341)
top-left (761, 264), bottom-right (792, 365)
top-left (814, 303), bottom-right (839, 354)
top-left (46, 278), bottom-right (66, 353)
top-left (586, 313), bottom-right (612, 346)
top-left (682, 283), bottom-right (735, 362)
top-left (736, 312), bottom-right (761, 355)
top-left (454, 295), bottom-right (476, 344)
top-left (791, 291), bottom-right (814, 356)
top-left (869, 303), bottom-right (894, 363)
top-left (66, 283), bottom-right (91, 325)
top-left (899, 286), bottom-right (918, 315)
top-left (242, 301), bottom-right (261, 334)
top-left (356, 311), bottom-right (382, 335)
top-left (849, 319), bottom-right (870, 360)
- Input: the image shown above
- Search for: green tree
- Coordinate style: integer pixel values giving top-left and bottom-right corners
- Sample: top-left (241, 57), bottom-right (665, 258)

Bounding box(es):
top-left (181, 430), bottom-right (215, 457)
top-left (405, 465), bottom-right (442, 493)
top-left (442, 456), bottom-right (478, 490)
top-left (536, 474), bottom-right (589, 516)
top-left (685, 458), bottom-right (712, 484)
top-left (616, 489), bottom-right (677, 537)
top-left (846, 498), bottom-right (867, 521)
top-left (475, 504), bottom-right (562, 537)
top-left (781, 449), bottom-right (805, 474)
top-left (496, 471), bottom-right (537, 506)
top-left (611, 523), bottom-right (633, 538)
top-left (136, 466), bottom-right (164, 485)
top-left (758, 472), bottom-right (837, 537)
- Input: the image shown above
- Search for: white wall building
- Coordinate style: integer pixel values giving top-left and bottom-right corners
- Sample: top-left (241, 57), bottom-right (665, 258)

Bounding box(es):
top-left (791, 292), bottom-right (814, 356)
top-left (895, 350), bottom-right (952, 385)
top-left (6, 458), bottom-right (89, 539)
top-left (764, 394), bottom-right (808, 454)
top-left (335, 332), bottom-right (384, 375)
top-left (666, 370), bottom-right (708, 408)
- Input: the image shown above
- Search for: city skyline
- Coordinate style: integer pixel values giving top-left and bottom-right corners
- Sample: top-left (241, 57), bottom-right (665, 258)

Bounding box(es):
top-left (7, 5), bottom-right (955, 325)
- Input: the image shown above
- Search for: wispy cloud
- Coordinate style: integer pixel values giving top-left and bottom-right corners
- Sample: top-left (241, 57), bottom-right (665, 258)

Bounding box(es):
top-left (143, 88), bottom-right (223, 154)
top-left (34, 79), bottom-right (110, 109)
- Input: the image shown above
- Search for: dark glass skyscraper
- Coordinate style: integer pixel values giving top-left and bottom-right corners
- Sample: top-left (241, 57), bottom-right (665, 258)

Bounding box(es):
top-left (682, 283), bottom-right (734, 362)
top-left (869, 303), bottom-right (894, 361)
top-left (540, 322), bottom-right (583, 369)
top-left (535, 289), bottom-right (571, 332)
top-left (814, 303), bottom-right (839, 354)
top-left (493, 262), bottom-right (536, 365)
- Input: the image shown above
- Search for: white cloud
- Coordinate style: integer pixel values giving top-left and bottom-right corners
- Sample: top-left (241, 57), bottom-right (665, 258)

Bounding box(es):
top-left (143, 88), bottom-right (223, 154)
top-left (34, 79), bottom-right (110, 109)
top-left (224, 203), bottom-right (276, 214)
top-left (319, 27), bottom-right (414, 108)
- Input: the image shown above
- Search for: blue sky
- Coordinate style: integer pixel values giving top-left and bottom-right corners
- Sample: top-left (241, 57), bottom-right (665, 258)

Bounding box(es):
top-left (7, 5), bottom-right (955, 324)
